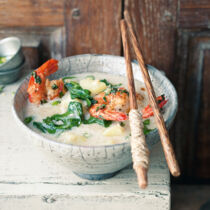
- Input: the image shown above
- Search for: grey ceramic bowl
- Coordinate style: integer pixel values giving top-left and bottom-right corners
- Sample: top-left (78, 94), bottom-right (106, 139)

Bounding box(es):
top-left (12, 54), bottom-right (178, 180)
top-left (0, 37), bottom-right (24, 71)
top-left (0, 59), bottom-right (25, 84)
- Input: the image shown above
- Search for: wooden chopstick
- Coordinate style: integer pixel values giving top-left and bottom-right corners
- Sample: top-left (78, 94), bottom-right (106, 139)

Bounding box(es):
top-left (124, 10), bottom-right (180, 177)
top-left (120, 19), bottom-right (149, 189)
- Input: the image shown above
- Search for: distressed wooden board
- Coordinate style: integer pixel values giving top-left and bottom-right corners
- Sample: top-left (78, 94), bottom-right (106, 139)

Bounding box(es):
top-left (0, 0), bottom-right (64, 27)
top-left (179, 0), bottom-right (210, 28)
top-left (0, 78), bottom-right (170, 210)
top-left (65, 0), bottom-right (122, 56)
top-left (196, 50), bottom-right (210, 178)
top-left (174, 30), bottom-right (210, 179)
top-left (124, 0), bottom-right (178, 77)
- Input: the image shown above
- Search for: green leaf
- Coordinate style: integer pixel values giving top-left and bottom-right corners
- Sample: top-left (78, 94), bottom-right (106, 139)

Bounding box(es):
top-left (33, 101), bottom-right (84, 134)
top-left (100, 79), bottom-right (121, 88)
top-left (24, 116), bottom-right (33, 125)
top-left (40, 99), bottom-right (47, 104)
top-left (59, 92), bottom-right (64, 98)
top-left (51, 100), bottom-right (61, 106)
top-left (120, 122), bottom-right (125, 127)
top-left (33, 122), bottom-right (47, 133)
top-left (51, 84), bottom-right (58, 90)
top-left (62, 76), bottom-right (77, 83)
top-left (143, 119), bottom-right (150, 126)
top-left (31, 71), bottom-right (42, 84)
top-left (84, 116), bottom-right (112, 128)
top-left (65, 82), bottom-right (94, 107)
top-left (143, 119), bottom-right (154, 135)
top-left (68, 101), bottom-right (84, 119)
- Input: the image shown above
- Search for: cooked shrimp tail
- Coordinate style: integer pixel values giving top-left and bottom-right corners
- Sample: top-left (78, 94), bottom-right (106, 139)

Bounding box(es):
top-left (36, 59), bottom-right (58, 76)
top-left (142, 95), bottom-right (168, 118)
top-left (89, 104), bottom-right (128, 121)
top-left (27, 59), bottom-right (65, 104)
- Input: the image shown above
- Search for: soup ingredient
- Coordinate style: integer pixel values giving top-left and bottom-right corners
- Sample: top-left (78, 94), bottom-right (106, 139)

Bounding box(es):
top-left (89, 85), bottom-right (129, 122)
top-left (32, 100), bottom-right (112, 134)
top-left (24, 116), bottom-right (33, 125)
top-left (142, 95), bottom-right (168, 119)
top-left (103, 124), bottom-right (125, 136)
top-left (143, 119), bottom-right (153, 135)
top-left (83, 116), bottom-right (112, 128)
top-left (27, 59), bottom-right (66, 104)
top-left (89, 103), bottom-right (128, 121)
top-left (65, 81), bottom-right (97, 107)
top-left (33, 101), bottom-right (83, 134)
top-left (0, 85), bottom-right (5, 94)
top-left (62, 76), bottom-right (77, 83)
top-left (80, 77), bottom-right (107, 95)
top-left (0, 56), bottom-right (6, 64)
top-left (51, 100), bottom-right (61, 106)
top-left (62, 133), bottom-right (86, 144)
top-left (88, 87), bottom-right (130, 121)
top-left (94, 88), bottom-right (129, 112)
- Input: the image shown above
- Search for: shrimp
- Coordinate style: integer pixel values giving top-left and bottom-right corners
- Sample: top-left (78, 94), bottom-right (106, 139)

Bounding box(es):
top-left (89, 88), bottom-right (141, 121)
top-left (89, 87), bottom-right (168, 121)
top-left (142, 95), bottom-right (168, 118)
top-left (27, 59), bottom-right (66, 104)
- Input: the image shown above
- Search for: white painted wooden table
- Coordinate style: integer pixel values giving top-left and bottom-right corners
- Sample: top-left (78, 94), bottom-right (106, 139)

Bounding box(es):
top-left (0, 78), bottom-right (170, 210)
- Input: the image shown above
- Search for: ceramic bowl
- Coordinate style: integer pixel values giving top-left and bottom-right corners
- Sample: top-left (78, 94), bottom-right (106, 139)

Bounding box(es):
top-left (0, 59), bottom-right (25, 84)
top-left (0, 37), bottom-right (24, 71)
top-left (12, 54), bottom-right (178, 180)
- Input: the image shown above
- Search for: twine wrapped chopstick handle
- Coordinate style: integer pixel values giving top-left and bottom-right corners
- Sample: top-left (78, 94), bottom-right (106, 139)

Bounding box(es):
top-left (120, 20), bottom-right (149, 189)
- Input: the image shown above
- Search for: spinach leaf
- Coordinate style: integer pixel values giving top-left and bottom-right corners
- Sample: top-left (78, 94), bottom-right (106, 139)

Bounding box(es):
top-left (143, 119), bottom-right (153, 135)
top-left (51, 100), bottom-right (61, 106)
top-left (65, 81), bottom-right (94, 107)
top-left (33, 101), bottom-right (84, 134)
top-left (62, 76), bottom-right (77, 83)
top-left (100, 79), bottom-right (122, 89)
top-left (84, 116), bottom-right (112, 128)
top-left (24, 116), bottom-right (33, 125)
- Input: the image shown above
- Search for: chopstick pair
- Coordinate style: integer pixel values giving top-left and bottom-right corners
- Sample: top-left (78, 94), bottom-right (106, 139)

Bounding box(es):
top-left (120, 11), bottom-right (180, 189)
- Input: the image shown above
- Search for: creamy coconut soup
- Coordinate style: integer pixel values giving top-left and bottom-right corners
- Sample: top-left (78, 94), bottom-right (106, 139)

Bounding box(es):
top-left (24, 72), bottom-right (166, 146)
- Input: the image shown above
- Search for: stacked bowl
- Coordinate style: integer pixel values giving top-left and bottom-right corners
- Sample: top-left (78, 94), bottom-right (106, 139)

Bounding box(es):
top-left (0, 37), bottom-right (25, 84)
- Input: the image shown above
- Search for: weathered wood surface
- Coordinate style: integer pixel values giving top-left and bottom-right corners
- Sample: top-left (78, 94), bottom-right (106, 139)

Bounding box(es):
top-left (0, 74), bottom-right (170, 209)
top-left (0, 0), bottom-right (64, 27)
top-left (196, 49), bottom-right (210, 179)
top-left (179, 0), bottom-right (210, 28)
top-left (174, 30), bottom-right (210, 179)
top-left (124, 0), bottom-right (178, 77)
top-left (65, 0), bottom-right (122, 56)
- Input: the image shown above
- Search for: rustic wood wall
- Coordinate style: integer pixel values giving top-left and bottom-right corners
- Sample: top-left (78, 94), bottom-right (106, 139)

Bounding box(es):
top-left (0, 0), bottom-right (209, 182)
